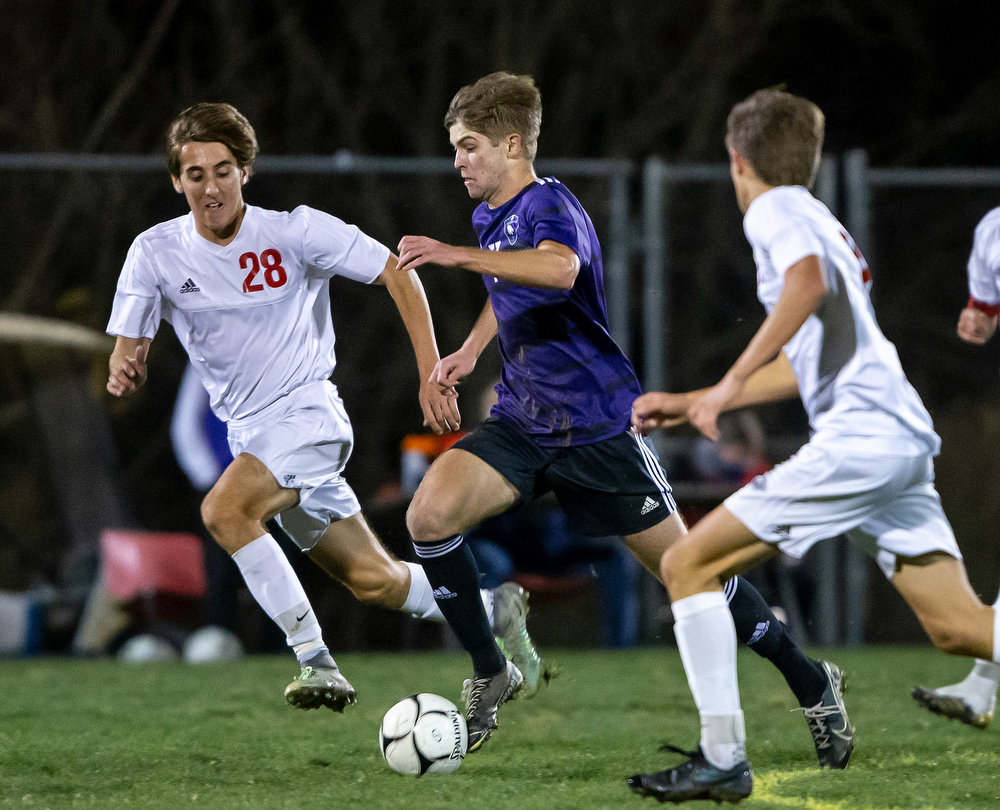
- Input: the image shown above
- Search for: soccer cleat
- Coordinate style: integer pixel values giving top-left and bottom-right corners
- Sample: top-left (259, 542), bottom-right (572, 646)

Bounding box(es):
top-left (627, 744), bottom-right (753, 804)
top-left (461, 659), bottom-right (524, 753)
top-left (491, 582), bottom-right (545, 699)
top-left (284, 660), bottom-right (357, 712)
top-left (795, 660), bottom-right (854, 769)
top-left (912, 686), bottom-right (995, 729)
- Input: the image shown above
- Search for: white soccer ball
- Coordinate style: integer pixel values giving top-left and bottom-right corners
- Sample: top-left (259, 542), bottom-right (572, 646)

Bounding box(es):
top-left (379, 693), bottom-right (468, 776)
top-left (117, 633), bottom-right (179, 663)
top-left (183, 626), bottom-right (245, 664)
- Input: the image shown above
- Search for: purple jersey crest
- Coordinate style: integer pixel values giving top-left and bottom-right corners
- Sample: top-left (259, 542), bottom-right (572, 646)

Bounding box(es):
top-left (471, 178), bottom-right (641, 446)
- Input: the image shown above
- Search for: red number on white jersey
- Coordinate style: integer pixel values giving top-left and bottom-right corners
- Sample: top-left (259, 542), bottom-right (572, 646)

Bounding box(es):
top-left (840, 230), bottom-right (871, 285)
top-left (241, 250), bottom-right (288, 293)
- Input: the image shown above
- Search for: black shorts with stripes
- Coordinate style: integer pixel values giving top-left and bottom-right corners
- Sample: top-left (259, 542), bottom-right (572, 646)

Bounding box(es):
top-left (453, 417), bottom-right (677, 538)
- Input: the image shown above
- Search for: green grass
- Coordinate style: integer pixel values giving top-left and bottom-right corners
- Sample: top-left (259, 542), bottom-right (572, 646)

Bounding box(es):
top-left (0, 647), bottom-right (997, 809)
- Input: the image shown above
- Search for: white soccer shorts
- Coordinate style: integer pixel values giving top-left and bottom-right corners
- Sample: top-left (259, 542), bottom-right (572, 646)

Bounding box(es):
top-left (226, 380), bottom-right (361, 550)
top-left (724, 439), bottom-right (961, 579)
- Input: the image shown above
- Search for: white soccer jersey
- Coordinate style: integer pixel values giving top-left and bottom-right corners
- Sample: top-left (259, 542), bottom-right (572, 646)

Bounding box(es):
top-left (744, 185), bottom-right (940, 454)
top-left (107, 205), bottom-right (390, 422)
top-left (967, 205), bottom-right (1000, 308)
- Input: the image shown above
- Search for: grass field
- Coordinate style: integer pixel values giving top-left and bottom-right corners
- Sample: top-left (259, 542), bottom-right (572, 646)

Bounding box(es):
top-left (0, 647), bottom-right (997, 809)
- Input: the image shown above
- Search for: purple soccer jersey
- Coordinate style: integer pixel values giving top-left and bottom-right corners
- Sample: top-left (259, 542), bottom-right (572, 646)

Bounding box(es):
top-left (472, 177), bottom-right (641, 447)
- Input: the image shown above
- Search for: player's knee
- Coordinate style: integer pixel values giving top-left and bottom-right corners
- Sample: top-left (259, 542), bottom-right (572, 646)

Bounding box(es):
top-left (405, 497), bottom-right (455, 545)
top-left (342, 564), bottom-right (400, 607)
top-left (200, 488), bottom-right (250, 546)
top-left (200, 489), bottom-right (226, 537)
top-left (660, 541), bottom-right (693, 594)
top-left (660, 538), bottom-right (716, 598)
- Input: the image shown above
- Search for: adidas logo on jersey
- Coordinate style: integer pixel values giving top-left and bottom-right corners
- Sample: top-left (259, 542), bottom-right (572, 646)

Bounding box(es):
top-left (640, 496), bottom-right (660, 515)
top-left (432, 586), bottom-right (458, 600)
top-left (179, 278), bottom-right (201, 294)
top-left (748, 621), bottom-right (770, 645)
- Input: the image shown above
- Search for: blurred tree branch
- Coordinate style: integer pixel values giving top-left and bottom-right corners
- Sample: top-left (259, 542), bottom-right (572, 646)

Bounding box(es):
top-left (7, 0), bottom-right (183, 313)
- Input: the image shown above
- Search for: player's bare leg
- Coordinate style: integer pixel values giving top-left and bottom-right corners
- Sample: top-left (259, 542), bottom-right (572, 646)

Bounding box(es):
top-left (893, 552), bottom-right (995, 659)
top-left (621, 510), bottom-right (687, 575)
top-left (895, 553), bottom-right (1000, 726)
top-left (308, 512), bottom-right (412, 608)
top-left (202, 453), bottom-right (354, 712)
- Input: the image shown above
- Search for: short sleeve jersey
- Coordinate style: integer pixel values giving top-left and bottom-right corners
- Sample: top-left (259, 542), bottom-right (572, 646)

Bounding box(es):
top-left (472, 177), bottom-right (641, 447)
top-left (967, 205), bottom-right (1000, 309)
top-left (107, 204), bottom-right (390, 422)
top-left (744, 186), bottom-right (940, 454)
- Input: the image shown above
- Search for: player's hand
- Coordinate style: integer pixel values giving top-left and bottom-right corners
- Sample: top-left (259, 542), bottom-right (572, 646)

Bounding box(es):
top-left (107, 341), bottom-right (149, 397)
top-left (631, 392), bottom-right (695, 435)
top-left (687, 376), bottom-right (743, 442)
top-left (396, 236), bottom-right (462, 273)
top-left (432, 348), bottom-right (476, 388)
top-left (420, 377), bottom-right (461, 435)
top-left (957, 306), bottom-right (998, 344)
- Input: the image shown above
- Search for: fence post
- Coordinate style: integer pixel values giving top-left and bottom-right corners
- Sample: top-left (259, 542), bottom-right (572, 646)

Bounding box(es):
top-left (841, 148), bottom-right (873, 647)
top-left (605, 166), bottom-right (632, 357)
top-left (812, 155), bottom-right (843, 647)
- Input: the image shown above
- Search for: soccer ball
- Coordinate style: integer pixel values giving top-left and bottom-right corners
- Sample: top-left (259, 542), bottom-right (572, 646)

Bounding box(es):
top-left (379, 693), bottom-right (468, 776)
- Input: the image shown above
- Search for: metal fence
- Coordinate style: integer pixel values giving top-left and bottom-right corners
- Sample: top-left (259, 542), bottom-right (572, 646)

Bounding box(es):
top-left (638, 154), bottom-right (1000, 647)
top-left (3, 151), bottom-right (999, 649)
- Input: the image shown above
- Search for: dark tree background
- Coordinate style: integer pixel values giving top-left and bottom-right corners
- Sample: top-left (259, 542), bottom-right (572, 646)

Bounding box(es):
top-left (2, 0), bottom-right (999, 643)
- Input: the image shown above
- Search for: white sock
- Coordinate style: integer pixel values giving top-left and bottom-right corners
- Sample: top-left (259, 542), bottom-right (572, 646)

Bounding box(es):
top-left (232, 534), bottom-right (322, 647)
top-left (673, 591), bottom-right (746, 769)
top-left (964, 660), bottom-right (1000, 690)
top-left (401, 561), bottom-right (494, 625)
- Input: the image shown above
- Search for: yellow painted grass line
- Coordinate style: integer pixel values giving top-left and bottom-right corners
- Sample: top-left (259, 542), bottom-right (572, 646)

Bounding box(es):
top-left (753, 769), bottom-right (965, 810)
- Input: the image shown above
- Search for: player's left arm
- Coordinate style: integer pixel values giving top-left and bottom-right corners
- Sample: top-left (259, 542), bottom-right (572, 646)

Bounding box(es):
top-left (374, 254), bottom-right (460, 434)
top-left (687, 254), bottom-right (826, 441)
top-left (396, 236), bottom-right (579, 290)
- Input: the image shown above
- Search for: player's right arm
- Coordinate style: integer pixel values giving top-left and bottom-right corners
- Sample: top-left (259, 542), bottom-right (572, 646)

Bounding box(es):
top-left (632, 352), bottom-right (800, 435)
top-left (107, 335), bottom-right (151, 397)
top-left (396, 236), bottom-right (579, 290)
top-left (433, 301), bottom-right (498, 388)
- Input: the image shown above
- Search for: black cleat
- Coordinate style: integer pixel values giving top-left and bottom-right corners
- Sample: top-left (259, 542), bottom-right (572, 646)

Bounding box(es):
top-left (912, 686), bottom-right (994, 729)
top-left (461, 659), bottom-right (523, 753)
top-left (796, 660), bottom-right (854, 769)
top-left (628, 745), bottom-right (752, 804)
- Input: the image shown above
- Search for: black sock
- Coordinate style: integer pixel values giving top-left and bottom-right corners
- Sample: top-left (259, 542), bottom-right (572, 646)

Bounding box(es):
top-left (725, 576), bottom-right (826, 707)
top-left (414, 535), bottom-right (505, 677)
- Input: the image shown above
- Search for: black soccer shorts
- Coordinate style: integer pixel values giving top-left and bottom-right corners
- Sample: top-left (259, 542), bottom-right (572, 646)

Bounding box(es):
top-left (453, 417), bottom-right (677, 538)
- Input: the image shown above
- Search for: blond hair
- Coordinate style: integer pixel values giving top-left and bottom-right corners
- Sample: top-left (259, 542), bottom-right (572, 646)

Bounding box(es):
top-left (445, 72), bottom-right (542, 161)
